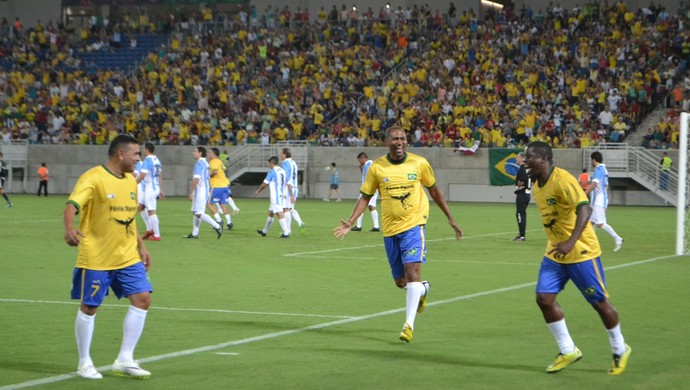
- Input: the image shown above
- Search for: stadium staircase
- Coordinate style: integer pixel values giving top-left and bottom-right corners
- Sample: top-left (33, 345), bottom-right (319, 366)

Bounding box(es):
top-left (583, 143), bottom-right (680, 206)
top-left (225, 141), bottom-right (309, 195)
top-left (76, 34), bottom-right (168, 73)
top-left (625, 107), bottom-right (669, 147)
top-left (0, 140), bottom-right (28, 192)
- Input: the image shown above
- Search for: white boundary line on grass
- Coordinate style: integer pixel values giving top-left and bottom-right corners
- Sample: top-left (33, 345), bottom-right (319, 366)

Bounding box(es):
top-left (0, 253), bottom-right (680, 390)
top-left (0, 299), bottom-right (353, 319)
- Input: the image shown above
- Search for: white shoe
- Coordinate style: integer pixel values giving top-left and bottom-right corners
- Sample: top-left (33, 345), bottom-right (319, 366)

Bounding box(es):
top-left (322, 198), bottom-right (330, 202)
top-left (76, 364), bottom-right (102, 380)
top-left (112, 360), bottom-right (151, 379)
top-left (233, 208), bottom-right (240, 216)
top-left (614, 238), bottom-right (624, 252)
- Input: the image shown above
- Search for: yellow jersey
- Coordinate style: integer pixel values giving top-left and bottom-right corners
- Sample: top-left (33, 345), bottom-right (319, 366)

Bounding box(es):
top-left (209, 158), bottom-right (230, 188)
top-left (532, 167), bottom-right (602, 264)
top-left (67, 165), bottom-right (141, 270)
top-left (361, 152), bottom-right (434, 236)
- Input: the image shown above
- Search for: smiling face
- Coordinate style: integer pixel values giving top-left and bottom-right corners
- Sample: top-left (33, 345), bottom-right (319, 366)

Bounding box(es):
top-left (386, 127), bottom-right (407, 161)
top-left (524, 142), bottom-right (553, 183)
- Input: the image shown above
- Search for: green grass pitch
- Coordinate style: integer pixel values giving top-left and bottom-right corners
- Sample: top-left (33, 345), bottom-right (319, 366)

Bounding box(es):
top-left (1, 194), bottom-right (688, 389)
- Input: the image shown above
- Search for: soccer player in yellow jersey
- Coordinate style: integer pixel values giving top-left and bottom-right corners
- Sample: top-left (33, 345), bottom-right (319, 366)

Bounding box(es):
top-left (524, 141), bottom-right (631, 375)
top-left (63, 134), bottom-right (153, 380)
top-left (207, 147), bottom-right (238, 230)
top-left (333, 127), bottom-right (462, 343)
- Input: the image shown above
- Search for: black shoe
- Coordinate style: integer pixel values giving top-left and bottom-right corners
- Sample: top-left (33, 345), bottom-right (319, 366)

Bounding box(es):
top-left (351, 226), bottom-right (362, 231)
top-left (227, 223), bottom-right (234, 230)
top-left (370, 227), bottom-right (381, 232)
top-left (280, 234), bottom-right (290, 238)
top-left (512, 236), bottom-right (526, 241)
top-left (257, 229), bottom-right (266, 237)
top-left (183, 234), bottom-right (198, 239)
top-left (214, 227), bottom-right (223, 239)
top-left (216, 221), bottom-right (224, 231)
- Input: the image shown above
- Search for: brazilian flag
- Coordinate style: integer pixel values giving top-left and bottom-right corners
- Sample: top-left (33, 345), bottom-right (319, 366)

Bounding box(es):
top-left (489, 149), bottom-right (520, 186)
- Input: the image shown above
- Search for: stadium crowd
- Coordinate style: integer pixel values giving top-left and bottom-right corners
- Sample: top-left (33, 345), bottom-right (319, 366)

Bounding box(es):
top-left (0, 1), bottom-right (689, 149)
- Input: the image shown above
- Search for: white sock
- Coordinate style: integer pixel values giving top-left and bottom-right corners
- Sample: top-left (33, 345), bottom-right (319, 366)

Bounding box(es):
top-left (547, 319), bottom-right (576, 354)
top-left (278, 217), bottom-right (289, 235)
top-left (371, 210), bottom-right (380, 228)
top-left (213, 212), bottom-right (222, 223)
top-left (227, 197), bottom-right (238, 210)
top-left (201, 213), bottom-right (219, 228)
top-left (117, 306), bottom-right (148, 363)
top-left (140, 210), bottom-right (151, 231)
top-left (404, 282), bottom-right (424, 330)
top-left (263, 217), bottom-right (274, 232)
top-left (149, 214), bottom-right (160, 237)
top-left (225, 213), bottom-right (232, 224)
top-left (75, 310), bottom-right (96, 367)
top-left (607, 323), bottom-right (626, 355)
top-left (356, 214), bottom-right (363, 228)
top-left (192, 216), bottom-right (201, 235)
top-left (291, 209), bottom-right (303, 225)
top-left (284, 212), bottom-right (292, 234)
top-left (601, 224), bottom-right (621, 241)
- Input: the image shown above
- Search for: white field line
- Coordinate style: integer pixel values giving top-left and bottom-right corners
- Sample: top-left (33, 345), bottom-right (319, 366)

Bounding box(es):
top-left (0, 299), bottom-right (352, 319)
top-left (0, 254), bottom-right (680, 389)
top-left (283, 229), bottom-right (542, 258)
top-left (286, 255), bottom-right (535, 265)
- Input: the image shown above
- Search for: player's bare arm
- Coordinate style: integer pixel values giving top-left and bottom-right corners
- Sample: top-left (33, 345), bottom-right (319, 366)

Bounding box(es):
top-left (333, 194), bottom-right (372, 240)
top-left (427, 185), bottom-right (463, 240)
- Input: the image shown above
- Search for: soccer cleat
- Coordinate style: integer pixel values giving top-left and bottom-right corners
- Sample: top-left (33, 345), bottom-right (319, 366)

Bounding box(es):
top-left (418, 281), bottom-right (430, 313)
top-left (256, 229), bottom-right (266, 237)
top-left (399, 323), bottom-right (413, 343)
top-left (280, 234), bottom-right (290, 238)
top-left (233, 208), bottom-right (240, 216)
top-left (614, 238), bottom-right (624, 252)
top-left (513, 236), bottom-right (526, 241)
top-left (148, 236), bottom-right (161, 241)
top-left (214, 227), bottom-right (223, 239)
top-left (299, 223), bottom-right (305, 234)
top-left (546, 347), bottom-right (583, 373)
top-left (183, 234), bottom-right (198, 239)
top-left (6, 202), bottom-right (12, 208)
top-left (608, 344), bottom-right (632, 375)
top-left (322, 198), bottom-right (330, 202)
top-left (112, 360), bottom-right (151, 379)
top-left (227, 223), bottom-right (234, 230)
top-left (336, 199), bottom-right (342, 202)
top-left (351, 226), bottom-right (362, 231)
top-left (370, 227), bottom-right (381, 232)
top-left (76, 364), bottom-right (102, 380)
top-left (142, 230), bottom-right (154, 239)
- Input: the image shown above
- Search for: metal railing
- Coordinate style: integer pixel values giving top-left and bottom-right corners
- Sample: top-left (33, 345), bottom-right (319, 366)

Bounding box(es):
top-left (225, 141), bottom-right (310, 195)
top-left (584, 143), bottom-right (679, 205)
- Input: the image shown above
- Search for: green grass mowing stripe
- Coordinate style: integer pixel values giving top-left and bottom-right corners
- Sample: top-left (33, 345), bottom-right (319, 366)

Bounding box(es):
top-left (0, 253), bottom-right (680, 390)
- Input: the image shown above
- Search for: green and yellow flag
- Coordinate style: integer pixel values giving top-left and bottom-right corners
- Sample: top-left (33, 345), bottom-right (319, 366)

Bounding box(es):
top-left (489, 149), bottom-right (520, 186)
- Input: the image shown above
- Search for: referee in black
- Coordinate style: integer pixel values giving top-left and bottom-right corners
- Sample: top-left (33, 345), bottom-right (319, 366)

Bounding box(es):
top-left (513, 152), bottom-right (530, 241)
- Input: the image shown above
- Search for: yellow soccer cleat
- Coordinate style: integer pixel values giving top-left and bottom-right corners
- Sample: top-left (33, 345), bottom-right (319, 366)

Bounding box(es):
top-left (608, 344), bottom-right (632, 375)
top-left (417, 282), bottom-right (430, 313)
top-left (546, 347), bottom-right (583, 373)
top-left (399, 323), bottom-right (413, 343)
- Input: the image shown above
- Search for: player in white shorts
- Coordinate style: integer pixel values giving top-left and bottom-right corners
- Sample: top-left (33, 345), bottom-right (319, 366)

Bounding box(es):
top-left (352, 152), bottom-right (380, 232)
top-left (584, 151), bottom-right (623, 252)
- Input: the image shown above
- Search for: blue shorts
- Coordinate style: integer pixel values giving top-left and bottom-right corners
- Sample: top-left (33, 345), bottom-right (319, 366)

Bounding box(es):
top-left (210, 187), bottom-right (231, 204)
top-left (536, 256), bottom-right (609, 303)
top-left (227, 185), bottom-right (233, 197)
top-left (384, 225), bottom-right (427, 280)
top-left (71, 262), bottom-right (153, 307)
